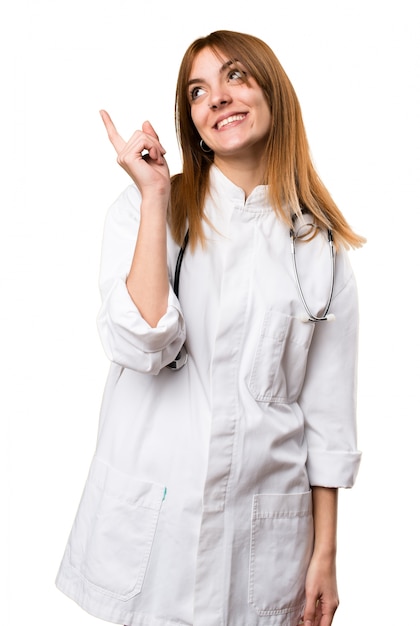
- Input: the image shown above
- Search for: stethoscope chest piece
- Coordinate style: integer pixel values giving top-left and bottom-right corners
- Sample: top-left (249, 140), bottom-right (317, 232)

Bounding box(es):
top-left (166, 344), bottom-right (188, 371)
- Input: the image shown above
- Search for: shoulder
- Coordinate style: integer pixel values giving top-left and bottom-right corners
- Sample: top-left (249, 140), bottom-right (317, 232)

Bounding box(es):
top-left (106, 184), bottom-right (141, 226)
top-left (333, 246), bottom-right (358, 300)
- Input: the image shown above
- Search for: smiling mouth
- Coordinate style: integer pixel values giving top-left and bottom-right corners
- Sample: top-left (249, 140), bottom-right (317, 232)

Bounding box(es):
top-left (216, 114), bottom-right (246, 130)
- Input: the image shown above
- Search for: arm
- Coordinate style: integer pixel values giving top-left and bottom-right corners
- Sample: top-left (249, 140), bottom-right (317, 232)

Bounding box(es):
top-left (96, 112), bottom-right (186, 373)
top-left (126, 192), bottom-right (169, 327)
top-left (298, 250), bottom-right (362, 624)
top-left (302, 487), bottom-right (339, 626)
top-left (299, 254), bottom-right (362, 487)
top-left (100, 110), bottom-right (170, 327)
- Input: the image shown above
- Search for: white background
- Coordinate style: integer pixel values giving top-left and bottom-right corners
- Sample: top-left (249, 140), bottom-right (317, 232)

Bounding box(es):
top-left (2, 0), bottom-right (419, 624)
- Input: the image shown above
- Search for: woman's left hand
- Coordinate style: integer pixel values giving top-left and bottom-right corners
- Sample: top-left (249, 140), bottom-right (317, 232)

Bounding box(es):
top-left (300, 554), bottom-right (339, 626)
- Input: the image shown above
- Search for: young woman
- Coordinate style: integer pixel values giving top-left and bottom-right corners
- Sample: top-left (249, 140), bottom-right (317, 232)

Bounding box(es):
top-left (56, 30), bottom-right (364, 626)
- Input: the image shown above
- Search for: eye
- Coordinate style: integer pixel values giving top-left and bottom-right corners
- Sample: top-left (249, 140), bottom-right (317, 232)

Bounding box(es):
top-left (190, 86), bottom-right (205, 101)
top-left (227, 68), bottom-right (247, 82)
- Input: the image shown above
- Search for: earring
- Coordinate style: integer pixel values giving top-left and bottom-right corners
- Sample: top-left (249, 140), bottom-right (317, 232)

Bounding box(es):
top-left (199, 139), bottom-right (212, 153)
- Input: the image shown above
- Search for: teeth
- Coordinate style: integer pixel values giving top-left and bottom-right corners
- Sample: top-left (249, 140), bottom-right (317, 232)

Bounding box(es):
top-left (217, 114), bottom-right (245, 130)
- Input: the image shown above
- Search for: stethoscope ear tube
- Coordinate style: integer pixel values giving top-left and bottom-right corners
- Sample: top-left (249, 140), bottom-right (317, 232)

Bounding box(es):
top-left (290, 226), bottom-right (336, 323)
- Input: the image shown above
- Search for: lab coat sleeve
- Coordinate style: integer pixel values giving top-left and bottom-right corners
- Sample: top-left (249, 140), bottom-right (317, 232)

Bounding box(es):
top-left (299, 253), bottom-right (362, 488)
top-left (96, 185), bottom-right (186, 374)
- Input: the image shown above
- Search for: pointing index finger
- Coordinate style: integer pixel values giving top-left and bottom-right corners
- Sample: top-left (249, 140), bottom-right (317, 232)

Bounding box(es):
top-left (99, 109), bottom-right (126, 153)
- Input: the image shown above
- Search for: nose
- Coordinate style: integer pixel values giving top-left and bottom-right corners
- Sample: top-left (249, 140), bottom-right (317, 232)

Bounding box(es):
top-left (208, 90), bottom-right (232, 110)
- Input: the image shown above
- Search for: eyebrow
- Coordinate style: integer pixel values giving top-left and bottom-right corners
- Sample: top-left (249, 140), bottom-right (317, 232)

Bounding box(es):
top-left (220, 58), bottom-right (237, 72)
top-left (187, 58), bottom-right (238, 87)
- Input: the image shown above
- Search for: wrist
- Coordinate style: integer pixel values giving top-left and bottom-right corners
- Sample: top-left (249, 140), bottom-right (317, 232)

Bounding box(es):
top-left (311, 543), bottom-right (337, 562)
top-left (140, 182), bottom-right (170, 203)
top-left (139, 196), bottom-right (170, 224)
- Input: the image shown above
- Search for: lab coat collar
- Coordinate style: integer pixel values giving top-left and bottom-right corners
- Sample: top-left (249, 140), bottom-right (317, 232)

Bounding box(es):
top-left (210, 165), bottom-right (271, 213)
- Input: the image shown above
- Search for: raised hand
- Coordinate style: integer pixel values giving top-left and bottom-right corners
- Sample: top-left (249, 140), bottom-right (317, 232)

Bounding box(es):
top-left (100, 110), bottom-right (170, 199)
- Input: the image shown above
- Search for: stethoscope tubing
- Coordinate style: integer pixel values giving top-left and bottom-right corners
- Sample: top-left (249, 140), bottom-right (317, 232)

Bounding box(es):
top-left (168, 223), bottom-right (336, 370)
top-left (290, 227), bottom-right (335, 322)
top-left (166, 231), bottom-right (190, 370)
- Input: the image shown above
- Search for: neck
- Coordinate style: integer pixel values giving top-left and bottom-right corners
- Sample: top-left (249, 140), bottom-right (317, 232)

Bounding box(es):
top-left (214, 154), bottom-right (267, 199)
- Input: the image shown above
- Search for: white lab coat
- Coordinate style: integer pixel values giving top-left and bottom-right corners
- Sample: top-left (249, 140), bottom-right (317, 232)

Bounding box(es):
top-left (56, 166), bottom-right (361, 626)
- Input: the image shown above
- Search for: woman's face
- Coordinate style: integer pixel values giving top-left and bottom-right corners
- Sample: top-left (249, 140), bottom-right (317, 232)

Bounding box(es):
top-left (188, 47), bottom-right (272, 164)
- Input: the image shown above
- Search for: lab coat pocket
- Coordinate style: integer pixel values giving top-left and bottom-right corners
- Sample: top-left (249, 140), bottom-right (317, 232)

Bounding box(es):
top-left (249, 491), bottom-right (313, 616)
top-left (248, 311), bottom-right (314, 403)
top-left (68, 456), bottom-right (166, 601)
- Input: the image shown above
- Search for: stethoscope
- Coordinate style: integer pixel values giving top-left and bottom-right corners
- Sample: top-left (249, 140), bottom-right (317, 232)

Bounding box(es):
top-left (166, 230), bottom-right (190, 370)
top-left (167, 217), bottom-right (336, 371)
top-left (290, 215), bottom-right (336, 323)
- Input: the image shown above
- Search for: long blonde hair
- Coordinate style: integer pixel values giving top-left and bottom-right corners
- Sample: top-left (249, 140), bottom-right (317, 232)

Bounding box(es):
top-left (170, 30), bottom-right (365, 250)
